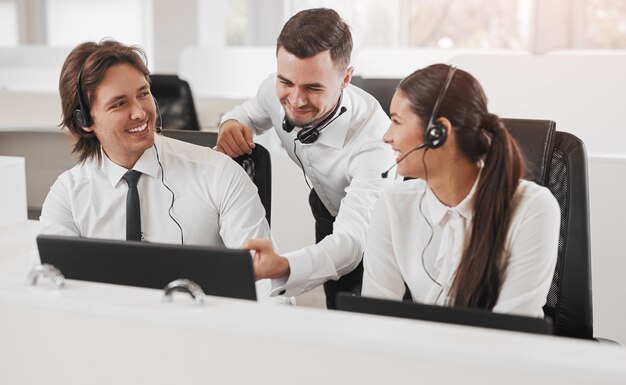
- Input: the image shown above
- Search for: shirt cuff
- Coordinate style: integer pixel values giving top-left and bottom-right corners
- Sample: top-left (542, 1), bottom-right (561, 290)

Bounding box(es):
top-left (284, 249), bottom-right (313, 292)
top-left (260, 278), bottom-right (296, 305)
top-left (268, 276), bottom-right (288, 296)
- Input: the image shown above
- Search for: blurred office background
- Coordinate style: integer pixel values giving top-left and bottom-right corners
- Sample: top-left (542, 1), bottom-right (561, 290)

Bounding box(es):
top-left (1, 0), bottom-right (625, 82)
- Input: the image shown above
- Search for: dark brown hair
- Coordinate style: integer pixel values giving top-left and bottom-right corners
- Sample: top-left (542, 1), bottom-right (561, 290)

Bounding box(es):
top-left (58, 39), bottom-right (149, 163)
top-left (399, 64), bottom-right (526, 309)
top-left (277, 8), bottom-right (352, 69)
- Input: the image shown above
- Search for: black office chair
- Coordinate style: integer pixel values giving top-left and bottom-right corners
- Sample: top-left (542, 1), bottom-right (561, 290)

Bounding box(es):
top-left (350, 81), bottom-right (587, 327)
top-left (350, 76), bottom-right (400, 117)
top-left (234, 144), bottom-right (272, 227)
top-left (160, 129), bottom-right (217, 148)
top-left (393, 119), bottom-right (593, 339)
top-left (504, 118), bottom-right (593, 339)
top-left (159, 130), bottom-right (271, 226)
top-left (150, 74), bottom-right (201, 131)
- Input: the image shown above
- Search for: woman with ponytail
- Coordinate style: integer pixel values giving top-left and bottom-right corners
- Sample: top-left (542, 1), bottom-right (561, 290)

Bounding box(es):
top-left (361, 64), bottom-right (560, 316)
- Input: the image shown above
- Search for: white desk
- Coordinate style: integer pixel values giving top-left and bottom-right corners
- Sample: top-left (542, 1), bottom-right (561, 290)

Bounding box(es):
top-left (0, 223), bottom-right (625, 384)
top-left (0, 220), bottom-right (40, 277)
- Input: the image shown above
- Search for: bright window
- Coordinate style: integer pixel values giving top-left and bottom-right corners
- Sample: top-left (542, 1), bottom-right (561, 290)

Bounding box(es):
top-left (285, 0), bottom-right (533, 49)
top-left (406, 0), bottom-right (532, 49)
top-left (45, 0), bottom-right (148, 47)
top-left (0, 1), bottom-right (19, 46)
top-left (584, 0), bottom-right (626, 48)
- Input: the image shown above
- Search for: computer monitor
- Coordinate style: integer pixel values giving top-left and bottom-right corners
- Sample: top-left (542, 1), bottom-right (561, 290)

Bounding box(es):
top-left (36, 235), bottom-right (256, 301)
top-left (336, 293), bottom-right (553, 335)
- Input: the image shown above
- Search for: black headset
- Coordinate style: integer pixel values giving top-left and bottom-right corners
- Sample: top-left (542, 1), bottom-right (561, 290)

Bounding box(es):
top-left (74, 68), bottom-right (93, 128)
top-left (417, 66), bottom-right (458, 299)
top-left (422, 65), bottom-right (457, 149)
top-left (74, 66), bottom-right (162, 132)
top-left (282, 93), bottom-right (346, 144)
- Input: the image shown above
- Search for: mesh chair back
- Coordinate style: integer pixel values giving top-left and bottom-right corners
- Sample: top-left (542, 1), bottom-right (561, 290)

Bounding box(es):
top-left (543, 132), bottom-right (593, 338)
top-left (504, 119), bottom-right (593, 339)
top-left (233, 145), bottom-right (272, 226)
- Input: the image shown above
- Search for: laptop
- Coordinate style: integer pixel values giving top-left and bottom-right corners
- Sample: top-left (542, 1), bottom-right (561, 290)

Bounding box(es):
top-left (336, 293), bottom-right (553, 335)
top-left (36, 234), bottom-right (256, 301)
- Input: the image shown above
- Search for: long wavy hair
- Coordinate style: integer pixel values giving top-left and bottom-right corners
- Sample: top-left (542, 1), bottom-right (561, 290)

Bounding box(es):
top-left (58, 39), bottom-right (149, 163)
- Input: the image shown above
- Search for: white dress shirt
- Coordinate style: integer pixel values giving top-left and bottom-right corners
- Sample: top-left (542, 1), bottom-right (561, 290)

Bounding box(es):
top-left (40, 135), bottom-right (270, 247)
top-left (361, 178), bottom-right (560, 317)
top-left (221, 73), bottom-right (395, 296)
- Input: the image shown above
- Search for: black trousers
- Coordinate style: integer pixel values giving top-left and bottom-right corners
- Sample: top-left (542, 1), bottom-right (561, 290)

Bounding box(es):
top-left (309, 189), bottom-right (364, 310)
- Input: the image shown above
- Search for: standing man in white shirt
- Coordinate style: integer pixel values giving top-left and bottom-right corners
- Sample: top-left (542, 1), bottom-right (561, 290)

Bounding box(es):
top-left (41, 40), bottom-right (271, 252)
top-left (216, 8), bottom-right (394, 308)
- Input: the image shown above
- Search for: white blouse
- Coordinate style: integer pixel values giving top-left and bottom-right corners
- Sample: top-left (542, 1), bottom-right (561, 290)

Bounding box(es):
top-left (361, 178), bottom-right (560, 317)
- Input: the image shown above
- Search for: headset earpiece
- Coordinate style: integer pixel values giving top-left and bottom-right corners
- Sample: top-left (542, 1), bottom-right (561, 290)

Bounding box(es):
top-left (282, 117), bottom-right (295, 133)
top-left (296, 127), bottom-right (319, 144)
top-left (74, 67), bottom-right (93, 128)
top-left (422, 66), bottom-right (456, 150)
top-left (282, 95), bottom-right (346, 141)
top-left (73, 109), bottom-right (88, 128)
top-left (425, 122), bottom-right (447, 149)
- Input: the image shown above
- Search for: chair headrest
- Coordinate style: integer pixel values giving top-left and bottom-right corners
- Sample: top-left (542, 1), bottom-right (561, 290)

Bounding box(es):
top-left (503, 118), bottom-right (556, 185)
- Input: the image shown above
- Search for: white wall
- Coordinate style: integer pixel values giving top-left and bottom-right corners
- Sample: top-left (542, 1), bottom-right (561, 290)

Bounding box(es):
top-left (587, 156), bottom-right (626, 342)
top-left (449, 51), bottom-right (626, 156)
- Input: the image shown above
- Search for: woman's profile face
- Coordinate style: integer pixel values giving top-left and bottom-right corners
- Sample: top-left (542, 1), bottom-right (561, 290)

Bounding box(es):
top-left (383, 90), bottom-right (428, 178)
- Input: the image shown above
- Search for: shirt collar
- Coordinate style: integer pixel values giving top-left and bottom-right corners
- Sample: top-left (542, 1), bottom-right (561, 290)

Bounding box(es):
top-left (101, 136), bottom-right (161, 187)
top-left (425, 168), bottom-right (481, 227)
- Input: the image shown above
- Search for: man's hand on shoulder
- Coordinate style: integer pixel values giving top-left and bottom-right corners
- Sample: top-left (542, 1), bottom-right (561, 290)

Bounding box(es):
top-left (216, 119), bottom-right (255, 157)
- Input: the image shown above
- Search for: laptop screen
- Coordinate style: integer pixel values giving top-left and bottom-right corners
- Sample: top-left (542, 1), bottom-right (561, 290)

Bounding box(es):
top-left (336, 293), bottom-right (553, 335)
top-left (37, 234), bottom-right (256, 301)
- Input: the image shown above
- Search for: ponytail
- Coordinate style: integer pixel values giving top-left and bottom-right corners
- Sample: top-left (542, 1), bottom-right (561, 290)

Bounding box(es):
top-left (448, 113), bottom-right (525, 309)
top-left (398, 64), bottom-right (527, 309)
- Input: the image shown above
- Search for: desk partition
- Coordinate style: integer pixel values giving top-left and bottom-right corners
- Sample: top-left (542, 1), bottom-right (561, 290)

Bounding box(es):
top-left (0, 223), bottom-right (625, 384)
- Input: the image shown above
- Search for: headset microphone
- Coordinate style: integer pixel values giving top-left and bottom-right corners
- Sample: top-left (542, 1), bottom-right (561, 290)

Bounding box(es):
top-left (381, 65), bottom-right (457, 179)
top-left (296, 106), bottom-right (347, 144)
top-left (381, 142), bottom-right (427, 178)
top-left (283, 93), bottom-right (347, 144)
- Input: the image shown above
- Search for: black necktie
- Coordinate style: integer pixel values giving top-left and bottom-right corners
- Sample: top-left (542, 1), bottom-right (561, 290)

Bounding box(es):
top-left (122, 170), bottom-right (142, 241)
